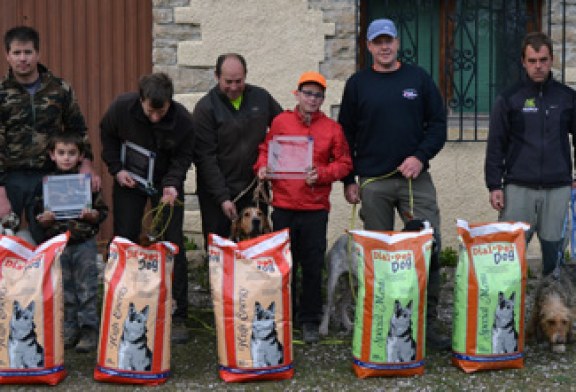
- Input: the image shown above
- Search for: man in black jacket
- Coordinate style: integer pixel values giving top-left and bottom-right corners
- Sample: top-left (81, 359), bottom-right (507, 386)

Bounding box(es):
top-left (192, 53), bottom-right (282, 246)
top-left (485, 31), bottom-right (576, 276)
top-left (101, 73), bottom-right (195, 343)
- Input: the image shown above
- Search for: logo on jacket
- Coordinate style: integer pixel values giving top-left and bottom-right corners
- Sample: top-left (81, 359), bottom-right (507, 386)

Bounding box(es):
top-left (522, 98), bottom-right (538, 113)
top-left (402, 89), bottom-right (418, 100)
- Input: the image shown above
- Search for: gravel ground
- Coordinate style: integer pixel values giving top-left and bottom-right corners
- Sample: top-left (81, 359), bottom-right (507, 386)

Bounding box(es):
top-left (8, 262), bottom-right (576, 391)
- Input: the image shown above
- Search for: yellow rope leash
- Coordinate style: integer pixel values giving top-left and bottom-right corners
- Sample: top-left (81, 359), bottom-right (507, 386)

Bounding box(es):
top-left (346, 170), bottom-right (414, 302)
top-left (141, 199), bottom-right (184, 241)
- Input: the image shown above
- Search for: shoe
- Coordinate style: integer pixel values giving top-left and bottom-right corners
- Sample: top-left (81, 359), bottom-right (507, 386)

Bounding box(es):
top-left (302, 323), bottom-right (320, 344)
top-left (171, 320), bottom-right (189, 344)
top-left (64, 328), bottom-right (80, 349)
top-left (75, 327), bottom-right (98, 353)
top-left (426, 321), bottom-right (451, 351)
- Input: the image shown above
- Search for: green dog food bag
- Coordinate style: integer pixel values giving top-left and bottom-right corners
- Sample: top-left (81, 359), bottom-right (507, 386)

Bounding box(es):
top-left (452, 219), bottom-right (529, 373)
top-left (350, 228), bottom-right (433, 378)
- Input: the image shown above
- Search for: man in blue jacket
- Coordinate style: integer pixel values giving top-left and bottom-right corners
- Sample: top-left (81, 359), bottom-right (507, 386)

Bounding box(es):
top-left (339, 18), bottom-right (448, 350)
top-left (485, 31), bottom-right (576, 276)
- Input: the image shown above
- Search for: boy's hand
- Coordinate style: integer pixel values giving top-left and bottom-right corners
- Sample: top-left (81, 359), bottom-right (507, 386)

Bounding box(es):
top-left (80, 208), bottom-right (99, 223)
top-left (37, 211), bottom-right (56, 227)
top-left (116, 170), bottom-right (136, 188)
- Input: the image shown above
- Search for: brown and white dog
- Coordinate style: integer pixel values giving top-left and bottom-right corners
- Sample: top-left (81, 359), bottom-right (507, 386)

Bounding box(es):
top-left (527, 266), bottom-right (576, 353)
top-left (230, 206), bottom-right (272, 242)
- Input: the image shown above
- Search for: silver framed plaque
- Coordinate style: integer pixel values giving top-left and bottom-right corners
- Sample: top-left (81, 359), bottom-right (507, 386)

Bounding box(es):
top-left (121, 141), bottom-right (156, 191)
top-left (43, 173), bottom-right (92, 220)
top-left (267, 136), bottom-right (313, 179)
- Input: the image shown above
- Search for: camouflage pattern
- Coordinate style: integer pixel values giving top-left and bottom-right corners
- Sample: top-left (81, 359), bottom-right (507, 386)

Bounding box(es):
top-left (0, 63), bottom-right (91, 185)
top-left (60, 238), bottom-right (100, 331)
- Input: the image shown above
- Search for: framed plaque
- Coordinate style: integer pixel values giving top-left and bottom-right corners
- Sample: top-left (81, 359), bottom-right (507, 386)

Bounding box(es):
top-left (43, 173), bottom-right (92, 220)
top-left (267, 136), bottom-right (313, 179)
top-left (121, 141), bottom-right (156, 191)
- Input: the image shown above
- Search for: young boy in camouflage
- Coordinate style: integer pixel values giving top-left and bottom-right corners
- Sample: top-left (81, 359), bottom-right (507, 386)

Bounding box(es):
top-left (33, 132), bottom-right (108, 353)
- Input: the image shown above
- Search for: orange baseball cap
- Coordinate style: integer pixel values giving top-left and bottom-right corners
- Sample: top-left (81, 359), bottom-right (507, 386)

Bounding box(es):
top-left (297, 71), bottom-right (327, 90)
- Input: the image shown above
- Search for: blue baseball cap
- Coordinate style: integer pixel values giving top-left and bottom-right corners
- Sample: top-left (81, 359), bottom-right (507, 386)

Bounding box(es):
top-left (367, 18), bottom-right (398, 41)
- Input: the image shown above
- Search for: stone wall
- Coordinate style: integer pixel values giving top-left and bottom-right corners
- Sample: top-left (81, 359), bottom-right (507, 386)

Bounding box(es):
top-left (152, 0), bottom-right (576, 257)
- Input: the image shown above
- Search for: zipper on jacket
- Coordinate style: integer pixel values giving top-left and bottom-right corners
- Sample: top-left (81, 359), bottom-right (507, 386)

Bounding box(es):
top-left (538, 85), bottom-right (545, 185)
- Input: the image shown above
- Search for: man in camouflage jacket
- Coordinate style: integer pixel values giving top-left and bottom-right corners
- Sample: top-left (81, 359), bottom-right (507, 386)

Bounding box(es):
top-left (0, 26), bottom-right (99, 242)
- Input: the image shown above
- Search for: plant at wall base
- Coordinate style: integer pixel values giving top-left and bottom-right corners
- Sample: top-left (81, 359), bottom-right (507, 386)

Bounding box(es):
top-left (439, 246), bottom-right (458, 267)
top-left (184, 235), bottom-right (199, 251)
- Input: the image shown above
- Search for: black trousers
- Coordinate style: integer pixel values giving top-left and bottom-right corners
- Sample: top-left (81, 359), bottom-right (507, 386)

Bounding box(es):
top-left (113, 182), bottom-right (188, 321)
top-left (272, 208), bottom-right (328, 326)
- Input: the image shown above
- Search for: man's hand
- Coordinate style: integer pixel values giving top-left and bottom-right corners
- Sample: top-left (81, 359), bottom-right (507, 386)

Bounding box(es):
top-left (344, 183), bottom-right (360, 204)
top-left (79, 159), bottom-right (101, 191)
top-left (161, 186), bottom-right (178, 206)
top-left (116, 170), bottom-right (136, 188)
top-left (0, 186), bottom-right (12, 218)
top-left (489, 189), bottom-right (505, 211)
top-left (257, 166), bottom-right (269, 180)
top-left (398, 156), bottom-right (423, 179)
top-left (80, 208), bottom-right (99, 223)
top-left (36, 211), bottom-right (56, 227)
top-left (221, 200), bottom-right (238, 221)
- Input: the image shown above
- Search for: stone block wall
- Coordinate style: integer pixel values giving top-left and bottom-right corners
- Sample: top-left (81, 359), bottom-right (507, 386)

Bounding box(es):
top-left (152, 0), bottom-right (576, 257)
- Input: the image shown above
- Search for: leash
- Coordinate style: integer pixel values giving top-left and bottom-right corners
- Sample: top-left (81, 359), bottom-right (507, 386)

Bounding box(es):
top-left (346, 170), bottom-right (414, 302)
top-left (141, 199), bottom-right (184, 242)
top-left (232, 177), bottom-right (257, 204)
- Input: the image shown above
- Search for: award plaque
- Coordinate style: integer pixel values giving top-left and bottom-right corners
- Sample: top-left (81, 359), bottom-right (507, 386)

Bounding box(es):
top-left (267, 136), bottom-right (313, 179)
top-left (43, 173), bottom-right (92, 220)
top-left (121, 141), bottom-right (156, 192)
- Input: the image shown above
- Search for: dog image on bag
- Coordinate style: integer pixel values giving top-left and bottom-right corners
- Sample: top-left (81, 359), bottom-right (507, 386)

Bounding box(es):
top-left (492, 291), bottom-right (518, 354)
top-left (527, 268), bottom-right (576, 353)
top-left (250, 301), bottom-right (284, 367)
top-left (386, 299), bottom-right (417, 362)
top-left (230, 206), bottom-right (272, 242)
top-left (8, 300), bottom-right (44, 368)
top-left (118, 303), bottom-right (153, 371)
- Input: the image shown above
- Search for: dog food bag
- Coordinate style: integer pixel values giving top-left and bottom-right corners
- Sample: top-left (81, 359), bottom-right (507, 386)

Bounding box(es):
top-left (350, 228), bottom-right (433, 378)
top-left (94, 237), bottom-right (176, 385)
top-left (0, 233), bottom-right (69, 385)
top-left (452, 219), bottom-right (529, 373)
top-left (209, 229), bottom-right (293, 382)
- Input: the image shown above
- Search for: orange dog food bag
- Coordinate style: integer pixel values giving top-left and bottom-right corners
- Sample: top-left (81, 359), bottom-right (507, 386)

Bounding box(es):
top-left (350, 228), bottom-right (433, 378)
top-left (94, 237), bottom-right (176, 385)
top-left (452, 219), bottom-right (529, 373)
top-left (209, 229), bottom-right (293, 382)
top-left (0, 234), bottom-right (69, 385)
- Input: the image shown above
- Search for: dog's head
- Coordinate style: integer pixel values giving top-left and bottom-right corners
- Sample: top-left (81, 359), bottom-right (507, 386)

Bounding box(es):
top-left (230, 206), bottom-right (271, 242)
top-left (10, 300), bottom-right (35, 339)
top-left (389, 299), bottom-right (413, 335)
top-left (538, 292), bottom-right (573, 348)
top-left (123, 302), bottom-right (149, 343)
top-left (494, 291), bottom-right (516, 328)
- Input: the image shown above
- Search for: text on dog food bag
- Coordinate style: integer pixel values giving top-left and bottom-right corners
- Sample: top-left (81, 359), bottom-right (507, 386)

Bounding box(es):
top-left (350, 229), bottom-right (433, 378)
top-left (452, 219), bottom-right (528, 373)
top-left (209, 229), bottom-right (293, 382)
top-left (0, 234), bottom-right (69, 385)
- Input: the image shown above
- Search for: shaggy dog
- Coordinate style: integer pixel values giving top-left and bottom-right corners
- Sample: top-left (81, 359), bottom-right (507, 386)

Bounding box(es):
top-left (527, 267), bottom-right (576, 353)
top-left (230, 206), bottom-right (272, 242)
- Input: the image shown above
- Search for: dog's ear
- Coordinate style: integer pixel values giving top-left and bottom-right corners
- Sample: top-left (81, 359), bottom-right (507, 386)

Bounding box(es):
top-left (268, 301), bottom-right (275, 313)
top-left (405, 299), bottom-right (412, 310)
top-left (262, 214), bottom-right (272, 234)
top-left (498, 291), bottom-right (504, 302)
top-left (13, 299), bottom-right (21, 312)
top-left (230, 216), bottom-right (241, 241)
top-left (27, 301), bottom-right (35, 313)
top-left (509, 292), bottom-right (515, 302)
top-left (141, 305), bottom-right (149, 317)
top-left (128, 302), bottom-right (135, 314)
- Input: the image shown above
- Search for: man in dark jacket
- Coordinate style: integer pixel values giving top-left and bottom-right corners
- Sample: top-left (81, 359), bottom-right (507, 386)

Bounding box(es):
top-left (192, 53), bottom-right (282, 245)
top-left (485, 31), bottom-right (576, 276)
top-left (101, 72), bottom-right (195, 344)
top-left (338, 19), bottom-right (448, 350)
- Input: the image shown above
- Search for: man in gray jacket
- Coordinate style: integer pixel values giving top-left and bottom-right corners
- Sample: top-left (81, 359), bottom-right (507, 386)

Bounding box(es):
top-left (485, 31), bottom-right (576, 276)
top-left (192, 53), bottom-right (282, 245)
